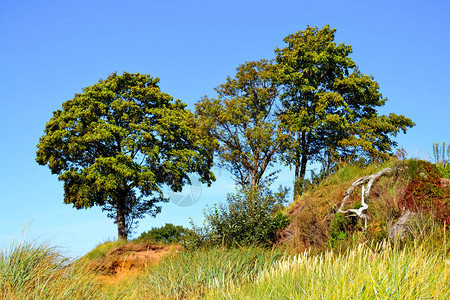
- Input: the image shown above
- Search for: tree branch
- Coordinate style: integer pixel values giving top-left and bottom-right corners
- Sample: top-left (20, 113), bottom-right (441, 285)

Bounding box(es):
top-left (338, 167), bottom-right (392, 228)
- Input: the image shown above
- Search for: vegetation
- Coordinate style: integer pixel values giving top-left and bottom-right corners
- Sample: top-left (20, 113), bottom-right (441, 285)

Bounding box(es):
top-left (21, 24), bottom-right (448, 299)
top-left (401, 160), bottom-right (450, 225)
top-left (137, 223), bottom-right (192, 244)
top-left (137, 247), bottom-right (284, 299)
top-left (185, 186), bottom-right (290, 248)
top-left (211, 241), bottom-right (449, 299)
top-left (0, 241), bottom-right (99, 299)
top-left (275, 25), bottom-right (414, 198)
top-left (83, 239), bottom-right (130, 261)
top-left (36, 72), bottom-right (215, 240)
top-left (433, 142), bottom-right (450, 178)
top-left (2, 231), bottom-right (447, 299)
top-left (195, 60), bottom-right (286, 189)
top-left (196, 25), bottom-right (414, 199)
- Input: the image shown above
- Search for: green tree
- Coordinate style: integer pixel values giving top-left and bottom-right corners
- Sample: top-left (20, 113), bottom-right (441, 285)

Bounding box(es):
top-left (195, 60), bottom-right (287, 188)
top-left (36, 72), bottom-right (215, 240)
top-left (137, 223), bottom-right (192, 244)
top-left (275, 25), bottom-right (414, 198)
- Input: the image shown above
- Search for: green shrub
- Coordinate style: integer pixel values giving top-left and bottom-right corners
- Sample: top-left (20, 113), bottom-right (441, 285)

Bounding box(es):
top-left (329, 212), bottom-right (359, 248)
top-left (187, 186), bottom-right (290, 248)
top-left (137, 223), bottom-right (192, 244)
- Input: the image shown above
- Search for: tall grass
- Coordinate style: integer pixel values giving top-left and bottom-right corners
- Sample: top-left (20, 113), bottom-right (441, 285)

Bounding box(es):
top-left (1, 237), bottom-right (448, 299)
top-left (125, 246), bottom-right (285, 299)
top-left (83, 239), bottom-right (130, 261)
top-left (433, 142), bottom-right (450, 178)
top-left (0, 241), bottom-right (102, 299)
top-left (212, 241), bottom-right (449, 299)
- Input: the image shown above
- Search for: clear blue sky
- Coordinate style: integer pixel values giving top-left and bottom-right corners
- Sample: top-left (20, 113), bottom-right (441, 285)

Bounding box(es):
top-left (1, 0), bottom-right (448, 257)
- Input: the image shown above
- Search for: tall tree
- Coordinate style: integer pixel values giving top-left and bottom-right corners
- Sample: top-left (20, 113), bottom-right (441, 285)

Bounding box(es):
top-left (275, 25), bottom-right (414, 198)
top-left (195, 60), bottom-right (287, 189)
top-left (36, 72), bottom-right (215, 240)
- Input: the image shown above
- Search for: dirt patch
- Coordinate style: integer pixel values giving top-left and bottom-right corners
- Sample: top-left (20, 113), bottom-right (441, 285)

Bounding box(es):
top-left (90, 243), bottom-right (180, 282)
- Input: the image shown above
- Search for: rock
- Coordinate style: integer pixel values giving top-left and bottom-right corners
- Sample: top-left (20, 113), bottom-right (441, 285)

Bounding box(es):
top-left (388, 210), bottom-right (415, 242)
top-left (440, 178), bottom-right (450, 188)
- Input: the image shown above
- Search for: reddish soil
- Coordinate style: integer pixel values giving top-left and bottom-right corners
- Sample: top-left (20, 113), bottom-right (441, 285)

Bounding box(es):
top-left (90, 243), bottom-right (180, 282)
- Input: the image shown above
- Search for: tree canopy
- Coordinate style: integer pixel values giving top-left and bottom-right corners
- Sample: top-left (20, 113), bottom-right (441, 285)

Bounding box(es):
top-left (36, 72), bottom-right (215, 240)
top-left (195, 60), bottom-right (287, 189)
top-left (195, 25), bottom-right (414, 198)
top-left (275, 25), bottom-right (415, 197)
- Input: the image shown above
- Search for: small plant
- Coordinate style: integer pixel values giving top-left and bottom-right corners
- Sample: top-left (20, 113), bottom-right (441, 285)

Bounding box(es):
top-left (433, 142), bottom-right (450, 178)
top-left (329, 212), bottom-right (358, 248)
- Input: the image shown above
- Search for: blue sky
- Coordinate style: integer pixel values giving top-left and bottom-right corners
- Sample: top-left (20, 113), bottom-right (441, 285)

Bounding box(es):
top-left (0, 0), bottom-right (448, 257)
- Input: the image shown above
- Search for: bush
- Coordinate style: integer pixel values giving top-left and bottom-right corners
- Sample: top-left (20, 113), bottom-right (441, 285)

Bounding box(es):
top-left (186, 186), bottom-right (290, 248)
top-left (137, 223), bottom-right (192, 244)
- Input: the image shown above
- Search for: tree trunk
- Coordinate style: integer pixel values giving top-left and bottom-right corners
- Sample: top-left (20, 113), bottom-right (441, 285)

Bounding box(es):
top-left (116, 197), bottom-right (127, 241)
top-left (293, 131), bottom-right (302, 201)
top-left (299, 152), bottom-right (308, 183)
top-left (251, 175), bottom-right (259, 190)
top-left (293, 131), bottom-right (309, 200)
top-left (293, 163), bottom-right (300, 201)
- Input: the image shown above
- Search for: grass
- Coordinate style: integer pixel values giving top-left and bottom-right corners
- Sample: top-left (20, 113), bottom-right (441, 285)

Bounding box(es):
top-left (2, 236), bottom-right (448, 299)
top-left (117, 246), bottom-right (286, 299)
top-left (0, 241), bottom-right (101, 299)
top-left (83, 239), bottom-right (130, 261)
top-left (2, 157), bottom-right (448, 299)
top-left (210, 241), bottom-right (449, 299)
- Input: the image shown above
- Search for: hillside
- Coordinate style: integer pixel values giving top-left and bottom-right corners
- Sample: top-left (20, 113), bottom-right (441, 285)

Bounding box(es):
top-left (1, 158), bottom-right (448, 299)
top-left (279, 158), bottom-right (449, 252)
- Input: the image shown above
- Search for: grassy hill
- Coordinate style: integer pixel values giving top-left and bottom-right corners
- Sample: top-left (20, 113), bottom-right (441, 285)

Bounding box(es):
top-left (1, 158), bottom-right (449, 299)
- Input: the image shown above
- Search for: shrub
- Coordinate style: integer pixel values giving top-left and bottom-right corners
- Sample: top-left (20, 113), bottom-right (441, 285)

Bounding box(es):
top-left (186, 186), bottom-right (290, 248)
top-left (329, 212), bottom-right (356, 248)
top-left (401, 160), bottom-right (450, 225)
top-left (137, 223), bottom-right (192, 244)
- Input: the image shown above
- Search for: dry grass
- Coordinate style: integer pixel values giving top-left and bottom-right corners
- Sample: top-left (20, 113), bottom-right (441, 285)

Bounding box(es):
top-left (279, 160), bottom-right (413, 251)
top-left (211, 240), bottom-right (449, 299)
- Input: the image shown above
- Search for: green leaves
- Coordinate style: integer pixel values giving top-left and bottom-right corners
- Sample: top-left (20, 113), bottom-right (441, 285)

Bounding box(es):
top-left (274, 25), bottom-right (414, 198)
top-left (36, 72), bottom-right (215, 239)
top-left (195, 60), bottom-right (287, 188)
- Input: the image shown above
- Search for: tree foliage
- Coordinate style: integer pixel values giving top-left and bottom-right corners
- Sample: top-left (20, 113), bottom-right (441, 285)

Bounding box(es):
top-left (275, 25), bottom-right (415, 197)
top-left (36, 72), bottom-right (215, 240)
top-left (187, 186), bottom-right (290, 248)
top-left (137, 223), bottom-right (192, 244)
top-left (195, 60), bottom-right (287, 188)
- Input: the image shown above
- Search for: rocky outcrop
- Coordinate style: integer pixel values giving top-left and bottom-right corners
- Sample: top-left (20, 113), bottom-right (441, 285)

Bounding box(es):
top-left (388, 210), bottom-right (415, 242)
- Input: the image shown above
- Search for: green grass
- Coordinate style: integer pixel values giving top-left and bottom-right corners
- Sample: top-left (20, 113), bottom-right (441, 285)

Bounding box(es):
top-left (123, 246), bottom-right (285, 299)
top-left (3, 237), bottom-right (448, 299)
top-left (83, 239), bottom-right (130, 261)
top-left (210, 241), bottom-right (449, 299)
top-left (0, 241), bottom-right (101, 299)
top-left (2, 158), bottom-right (448, 299)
